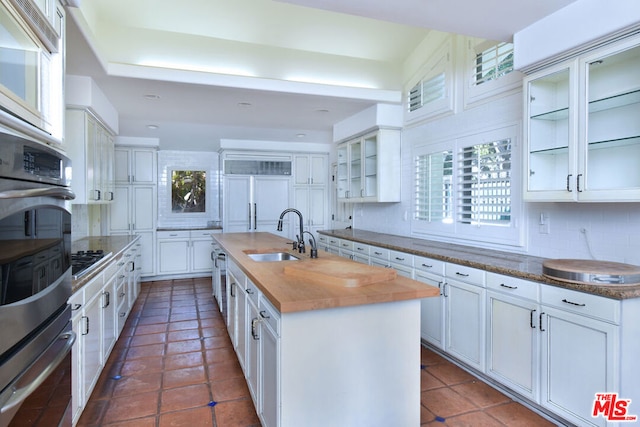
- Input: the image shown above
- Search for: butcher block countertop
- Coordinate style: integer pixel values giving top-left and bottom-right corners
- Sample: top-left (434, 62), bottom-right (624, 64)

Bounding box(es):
top-left (213, 232), bottom-right (439, 313)
top-left (319, 229), bottom-right (640, 300)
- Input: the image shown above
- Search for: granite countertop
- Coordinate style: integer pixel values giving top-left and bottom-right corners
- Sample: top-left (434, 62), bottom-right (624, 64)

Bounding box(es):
top-left (213, 232), bottom-right (439, 313)
top-left (156, 226), bottom-right (223, 231)
top-left (319, 229), bottom-right (640, 300)
top-left (71, 235), bottom-right (140, 292)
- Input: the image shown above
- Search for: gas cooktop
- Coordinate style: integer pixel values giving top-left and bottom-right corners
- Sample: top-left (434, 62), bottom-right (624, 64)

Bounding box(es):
top-left (71, 249), bottom-right (111, 279)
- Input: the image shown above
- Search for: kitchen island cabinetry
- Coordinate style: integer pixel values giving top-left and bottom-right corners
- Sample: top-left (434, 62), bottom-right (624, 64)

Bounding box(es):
top-left (524, 35), bottom-right (640, 202)
top-left (336, 129), bottom-right (401, 203)
top-left (216, 232), bottom-right (437, 427)
top-left (414, 257), bottom-right (445, 349)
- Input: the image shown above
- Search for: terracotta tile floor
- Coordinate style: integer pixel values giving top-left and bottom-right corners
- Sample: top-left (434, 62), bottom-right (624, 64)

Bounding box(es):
top-left (78, 278), bottom-right (557, 426)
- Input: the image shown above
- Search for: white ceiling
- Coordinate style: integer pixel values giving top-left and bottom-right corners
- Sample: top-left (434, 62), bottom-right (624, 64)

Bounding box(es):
top-left (65, 0), bottom-right (578, 151)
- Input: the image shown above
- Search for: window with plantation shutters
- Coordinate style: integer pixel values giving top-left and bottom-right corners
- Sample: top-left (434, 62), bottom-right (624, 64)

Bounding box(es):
top-left (408, 73), bottom-right (445, 113)
top-left (414, 150), bottom-right (453, 223)
top-left (412, 125), bottom-right (521, 248)
top-left (473, 42), bottom-right (514, 86)
top-left (457, 139), bottom-right (511, 226)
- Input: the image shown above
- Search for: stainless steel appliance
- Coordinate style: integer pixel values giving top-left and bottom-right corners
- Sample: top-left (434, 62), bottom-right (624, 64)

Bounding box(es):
top-left (0, 128), bottom-right (76, 427)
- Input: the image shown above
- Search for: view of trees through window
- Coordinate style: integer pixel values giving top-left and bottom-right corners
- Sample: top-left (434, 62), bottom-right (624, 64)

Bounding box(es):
top-left (172, 170), bottom-right (206, 213)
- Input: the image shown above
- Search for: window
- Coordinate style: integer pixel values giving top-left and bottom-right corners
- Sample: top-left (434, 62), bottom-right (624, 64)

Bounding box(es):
top-left (408, 72), bottom-right (446, 113)
top-left (171, 170), bottom-right (206, 213)
top-left (473, 42), bottom-right (514, 86)
top-left (412, 125), bottom-right (521, 248)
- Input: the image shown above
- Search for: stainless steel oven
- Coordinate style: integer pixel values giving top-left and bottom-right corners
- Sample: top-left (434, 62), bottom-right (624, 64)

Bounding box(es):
top-left (0, 127), bottom-right (76, 427)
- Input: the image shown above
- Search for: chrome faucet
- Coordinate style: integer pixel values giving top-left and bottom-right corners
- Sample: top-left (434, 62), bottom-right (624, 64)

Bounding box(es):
top-left (277, 208), bottom-right (305, 253)
top-left (303, 230), bottom-right (318, 259)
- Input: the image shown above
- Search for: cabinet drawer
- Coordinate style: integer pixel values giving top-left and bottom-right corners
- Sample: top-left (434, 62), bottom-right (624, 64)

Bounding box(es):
top-left (369, 246), bottom-right (390, 261)
top-left (338, 240), bottom-right (354, 251)
top-left (445, 263), bottom-right (485, 286)
top-left (157, 230), bottom-right (190, 239)
top-left (326, 237), bottom-right (340, 247)
top-left (352, 243), bottom-right (370, 256)
top-left (258, 295), bottom-right (280, 336)
top-left (486, 272), bottom-right (539, 301)
top-left (245, 279), bottom-right (260, 306)
top-left (318, 235), bottom-right (329, 246)
top-left (190, 230), bottom-right (215, 238)
top-left (83, 272), bottom-right (105, 299)
top-left (103, 259), bottom-right (118, 279)
top-left (414, 256), bottom-right (444, 275)
top-left (389, 250), bottom-right (413, 268)
top-left (541, 285), bottom-right (620, 324)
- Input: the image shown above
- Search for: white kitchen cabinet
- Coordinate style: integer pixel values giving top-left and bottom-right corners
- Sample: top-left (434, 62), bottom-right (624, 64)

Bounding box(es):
top-left (293, 185), bottom-right (327, 238)
top-left (108, 185), bottom-right (156, 276)
top-left (414, 256), bottom-right (445, 349)
top-left (224, 175), bottom-right (291, 237)
top-left (539, 286), bottom-right (619, 427)
top-left (486, 273), bottom-right (540, 402)
top-left (101, 273), bottom-right (117, 363)
top-left (336, 129), bottom-right (401, 203)
top-left (293, 154), bottom-right (327, 186)
top-left (524, 35), bottom-right (640, 202)
top-left (259, 299), bottom-right (279, 427)
top-left (444, 264), bottom-right (486, 372)
top-left (226, 267), bottom-right (240, 348)
top-left (114, 146), bottom-right (157, 184)
top-left (66, 109), bottom-right (115, 204)
top-left (156, 229), bottom-right (218, 276)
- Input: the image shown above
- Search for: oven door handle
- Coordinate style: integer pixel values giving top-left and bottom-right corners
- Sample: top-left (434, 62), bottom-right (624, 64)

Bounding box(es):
top-left (0, 331), bottom-right (76, 414)
top-left (0, 187), bottom-right (76, 200)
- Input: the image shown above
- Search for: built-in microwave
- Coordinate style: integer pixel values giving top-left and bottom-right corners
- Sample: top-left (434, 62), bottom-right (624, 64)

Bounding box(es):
top-left (0, 0), bottom-right (65, 141)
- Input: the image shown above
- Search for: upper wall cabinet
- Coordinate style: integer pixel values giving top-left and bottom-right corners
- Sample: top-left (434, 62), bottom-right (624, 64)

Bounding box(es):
top-left (66, 109), bottom-right (115, 204)
top-left (524, 35), bottom-right (640, 202)
top-left (336, 129), bottom-right (401, 203)
top-left (114, 147), bottom-right (157, 184)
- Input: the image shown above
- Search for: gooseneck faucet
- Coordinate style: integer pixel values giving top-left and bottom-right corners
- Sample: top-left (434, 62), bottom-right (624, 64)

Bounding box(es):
top-left (277, 208), bottom-right (305, 253)
top-left (303, 230), bottom-right (318, 259)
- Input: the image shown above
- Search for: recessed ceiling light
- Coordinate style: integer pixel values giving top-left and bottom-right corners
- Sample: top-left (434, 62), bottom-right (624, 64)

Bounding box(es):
top-left (144, 94), bottom-right (160, 100)
top-left (237, 102), bottom-right (253, 108)
top-left (146, 124), bottom-right (159, 130)
top-left (315, 109), bottom-right (330, 114)
top-left (296, 133), bottom-right (306, 138)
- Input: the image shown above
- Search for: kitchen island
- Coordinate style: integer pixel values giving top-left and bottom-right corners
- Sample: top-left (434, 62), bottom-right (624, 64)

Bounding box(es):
top-left (213, 232), bottom-right (439, 427)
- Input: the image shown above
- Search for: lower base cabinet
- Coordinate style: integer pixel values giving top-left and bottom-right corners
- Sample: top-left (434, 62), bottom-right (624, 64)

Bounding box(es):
top-left (70, 239), bottom-right (141, 425)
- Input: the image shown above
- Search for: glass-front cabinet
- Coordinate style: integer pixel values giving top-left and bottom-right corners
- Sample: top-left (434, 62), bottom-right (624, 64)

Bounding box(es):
top-left (336, 129), bottom-right (401, 203)
top-left (524, 35), bottom-right (640, 202)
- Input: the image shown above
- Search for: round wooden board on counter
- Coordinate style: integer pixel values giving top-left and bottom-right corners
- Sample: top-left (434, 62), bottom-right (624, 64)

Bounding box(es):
top-left (542, 259), bottom-right (640, 286)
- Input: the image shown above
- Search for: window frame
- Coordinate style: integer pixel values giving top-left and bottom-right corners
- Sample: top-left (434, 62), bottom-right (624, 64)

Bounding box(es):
top-left (412, 125), bottom-right (524, 248)
top-left (463, 38), bottom-right (522, 108)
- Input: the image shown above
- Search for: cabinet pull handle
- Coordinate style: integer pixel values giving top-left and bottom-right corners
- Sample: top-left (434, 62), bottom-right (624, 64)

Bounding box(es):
top-left (421, 263), bottom-right (433, 268)
top-left (499, 283), bottom-right (518, 289)
top-left (251, 318), bottom-right (260, 340)
top-left (259, 310), bottom-right (270, 319)
top-left (230, 282), bottom-right (236, 297)
top-left (120, 312), bottom-right (126, 317)
top-left (577, 174), bottom-right (583, 192)
top-left (254, 203), bottom-right (257, 230)
top-left (539, 312), bottom-right (545, 332)
top-left (374, 251), bottom-right (382, 256)
top-left (566, 174), bottom-right (573, 192)
top-left (82, 316), bottom-right (89, 335)
top-left (119, 292), bottom-right (125, 298)
top-left (437, 281), bottom-right (443, 296)
top-left (442, 282), bottom-right (448, 298)
top-left (72, 303), bottom-right (82, 311)
top-left (246, 288), bottom-right (254, 295)
top-left (395, 257), bottom-right (405, 261)
top-left (562, 298), bottom-right (586, 307)
top-left (455, 272), bottom-right (469, 277)
top-left (530, 309), bottom-right (537, 329)
top-left (103, 291), bottom-right (110, 308)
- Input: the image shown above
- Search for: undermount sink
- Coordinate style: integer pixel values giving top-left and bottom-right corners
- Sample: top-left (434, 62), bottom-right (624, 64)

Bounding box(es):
top-left (247, 252), bottom-right (300, 262)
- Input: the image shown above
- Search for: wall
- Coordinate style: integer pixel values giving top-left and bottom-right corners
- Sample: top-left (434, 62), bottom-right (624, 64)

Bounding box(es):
top-left (157, 150), bottom-right (220, 228)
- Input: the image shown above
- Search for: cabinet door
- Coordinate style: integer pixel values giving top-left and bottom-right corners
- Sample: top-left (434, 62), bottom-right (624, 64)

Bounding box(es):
top-left (70, 302), bottom-right (83, 425)
top-left (114, 148), bottom-right (131, 183)
top-left (108, 186), bottom-right (131, 233)
top-left (86, 116), bottom-right (100, 201)
top-left (132, 149), bottom-right (156, 183)
top-left (445, 279), bottom-right (485, 371)
top-left (82, 292), bottom-right (102, 403)
top-left (132, 186), bottom-right (155, 231)
top-left (224, 176), bottom-right (251, 232)
top-left (415, 271), bottom-right (445, 350)
top-left (524, 62), bottom-right (578, 201)
top-left (336, 144), bottom-right (348, 199)
top-left (540, 306), bottom-right (617, 427)
top-left (486, 291), bottom-right (538, 401)
top-left (236, 282), bottom-right (248, 371)
top-left (349, 140), bottom-right (362, 199)
top-left (247, 299), bottom-right (260, 402)
top-left (362, 133), bottom-right (378, 199)
top-left (157, 239), bottom-right (189, 275)
top-left (101, 278), bottom-right (117, 361)
top-left (191, 239), bottom-right (214, 272)
top-left (134, 231), bottom-right (154, 276)
top-left (309, 155), bottom-right (327, 186)
top-left (254, 176), bottom-right (290, 235)
top-left (226, 271), bottom-right (239, 346)
top-left (261, 321), bottom-right (279, 427)
top-left (579, 40), bottom-right (640, 201)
